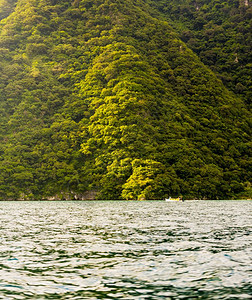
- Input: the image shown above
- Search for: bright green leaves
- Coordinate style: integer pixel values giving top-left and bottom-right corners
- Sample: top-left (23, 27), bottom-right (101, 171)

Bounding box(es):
top-left (77, 42), bottom-right (174, 198)
top-left (122, 159), bottom-right (166, 200)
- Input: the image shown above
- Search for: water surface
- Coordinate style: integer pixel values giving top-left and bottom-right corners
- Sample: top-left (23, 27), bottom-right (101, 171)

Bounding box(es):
top-left (0, 200), bottom-right (251, 299)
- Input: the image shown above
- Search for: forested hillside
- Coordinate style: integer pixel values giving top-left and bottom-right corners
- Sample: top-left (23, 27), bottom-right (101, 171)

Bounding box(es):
top-left (0, 0), bottom-right (17, 20)
top-left (0, 0), bottom-right (251, 200)
top-left (154, 0), bottom-right (252, 107)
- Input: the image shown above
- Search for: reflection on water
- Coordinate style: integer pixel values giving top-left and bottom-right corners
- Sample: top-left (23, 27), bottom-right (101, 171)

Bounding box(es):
top-left (0, 200), bottom-right (251, 299)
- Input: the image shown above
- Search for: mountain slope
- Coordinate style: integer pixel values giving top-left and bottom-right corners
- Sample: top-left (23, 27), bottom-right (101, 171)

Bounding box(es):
top-left (0, 0), bottom-right (251, 200)
top-left (0, 0), bottom-right (17, 21)
top-left (154, 0), bottom-right (252, 107)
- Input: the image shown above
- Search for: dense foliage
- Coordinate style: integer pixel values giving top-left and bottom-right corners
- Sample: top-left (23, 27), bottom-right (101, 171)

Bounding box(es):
top-left (154, 0), bottom-right (252, 107)
top-left (0, 0), bottom-right (251, 200)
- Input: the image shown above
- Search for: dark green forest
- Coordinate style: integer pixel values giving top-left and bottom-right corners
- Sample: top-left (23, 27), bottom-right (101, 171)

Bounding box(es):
top-left (0, 0), bottom-right (251, 200)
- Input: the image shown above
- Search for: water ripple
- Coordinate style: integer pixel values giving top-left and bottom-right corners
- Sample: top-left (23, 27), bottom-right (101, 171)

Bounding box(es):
top-left (0, 200), bottom-right (251, 299)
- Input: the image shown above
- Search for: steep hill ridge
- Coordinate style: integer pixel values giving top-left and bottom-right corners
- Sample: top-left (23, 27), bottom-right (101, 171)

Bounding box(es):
top-left (0, 0), bottom-right (251, 200)
top-left (154, 0), bottom-right (252, 107)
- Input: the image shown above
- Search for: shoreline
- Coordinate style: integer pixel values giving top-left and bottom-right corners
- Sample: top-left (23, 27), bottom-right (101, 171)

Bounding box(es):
top-left (0, 199), bottom-right (251, 201)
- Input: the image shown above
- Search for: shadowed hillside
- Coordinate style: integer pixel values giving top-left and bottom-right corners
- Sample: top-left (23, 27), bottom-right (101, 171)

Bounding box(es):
top-left (154, 0), bottom-right (252, 107)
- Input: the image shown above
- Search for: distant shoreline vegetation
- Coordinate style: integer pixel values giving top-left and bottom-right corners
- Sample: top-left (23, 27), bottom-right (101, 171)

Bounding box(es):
top-left (1, 193), bottom-right (251, 202)
top-left (1, 199), bottom-right (251, 201)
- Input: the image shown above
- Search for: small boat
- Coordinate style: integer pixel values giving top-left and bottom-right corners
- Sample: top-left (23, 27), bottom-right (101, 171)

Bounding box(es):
top-left (165, 197), bottom-right (183, 202)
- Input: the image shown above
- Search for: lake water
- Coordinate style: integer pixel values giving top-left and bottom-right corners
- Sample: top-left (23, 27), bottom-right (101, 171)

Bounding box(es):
top-left (0, 200), bottom-right (251, 299)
